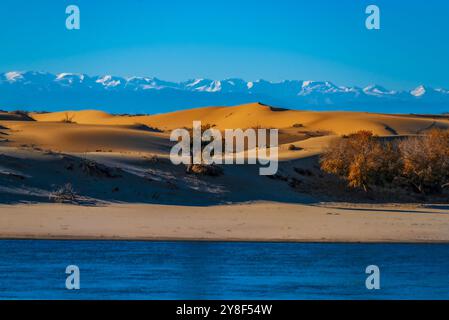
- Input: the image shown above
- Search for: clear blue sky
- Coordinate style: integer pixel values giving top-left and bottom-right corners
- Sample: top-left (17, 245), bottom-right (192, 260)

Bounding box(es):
top-left (1, 0), bottom-right (448, 89)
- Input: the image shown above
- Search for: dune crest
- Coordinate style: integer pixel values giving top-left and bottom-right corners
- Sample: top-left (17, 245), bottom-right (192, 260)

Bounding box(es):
top-left (0, 102), bottom-right (447, 155)
top-left (30, 102), bottom-right (449, 136)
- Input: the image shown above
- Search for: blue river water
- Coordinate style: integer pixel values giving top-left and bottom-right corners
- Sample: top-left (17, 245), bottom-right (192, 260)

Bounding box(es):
top-left (0, 240), bottom-right (448, 299)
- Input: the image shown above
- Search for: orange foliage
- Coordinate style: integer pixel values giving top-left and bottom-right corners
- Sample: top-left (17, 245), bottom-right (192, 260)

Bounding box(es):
top-left (321, 129), bottom-right (449, 194)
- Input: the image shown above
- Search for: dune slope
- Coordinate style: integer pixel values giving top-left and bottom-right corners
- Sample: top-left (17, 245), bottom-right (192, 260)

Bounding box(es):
top-left (30, 103), bottom-right (449, 136)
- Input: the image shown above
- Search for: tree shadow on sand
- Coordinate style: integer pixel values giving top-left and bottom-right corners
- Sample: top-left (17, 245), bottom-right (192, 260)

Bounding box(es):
top-left (0, 151), bottom-right (448, 208)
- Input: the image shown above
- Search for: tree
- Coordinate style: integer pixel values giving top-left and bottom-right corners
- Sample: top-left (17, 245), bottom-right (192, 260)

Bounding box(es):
top-left (321, 131), bottom-right (401, 191)
top-left (399, 129), bottom-right (449, 193)
top-left (321, 128), bottom-right (449, 195)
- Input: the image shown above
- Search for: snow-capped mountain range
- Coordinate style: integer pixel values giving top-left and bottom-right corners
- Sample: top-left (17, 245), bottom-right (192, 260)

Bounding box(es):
top-left (1, 71), bottom-right (449, 114)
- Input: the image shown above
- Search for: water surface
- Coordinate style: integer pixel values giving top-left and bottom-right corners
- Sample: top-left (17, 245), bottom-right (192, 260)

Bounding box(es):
top-left (0, 240), bottom-right (448, 299)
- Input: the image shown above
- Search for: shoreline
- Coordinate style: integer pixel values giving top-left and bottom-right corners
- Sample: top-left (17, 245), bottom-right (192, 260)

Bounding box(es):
top-left (1, 235), bottom-right (449, 244)
top-left (1, 202), bottom-right (448, 243)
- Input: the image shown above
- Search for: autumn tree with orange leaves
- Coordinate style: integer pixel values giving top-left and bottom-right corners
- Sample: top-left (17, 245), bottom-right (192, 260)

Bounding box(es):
top-left (321, 131), bottom-right (401, 192)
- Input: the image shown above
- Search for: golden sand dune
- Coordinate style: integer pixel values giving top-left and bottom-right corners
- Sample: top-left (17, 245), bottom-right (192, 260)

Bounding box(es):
top-left (2, 104), bottom-right (449, 243)
top-left (0, 102), bottom-right (443, 156)
top-left (31, 110), bottom-right (112, 124)
top-left (30, 103), bottom-right (449, 136)
top-left (3, 121), bottom-right (171, 153)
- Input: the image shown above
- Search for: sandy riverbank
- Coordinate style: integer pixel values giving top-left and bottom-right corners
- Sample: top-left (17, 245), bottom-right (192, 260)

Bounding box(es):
top-left (1, 202), bottom-right (448, 243)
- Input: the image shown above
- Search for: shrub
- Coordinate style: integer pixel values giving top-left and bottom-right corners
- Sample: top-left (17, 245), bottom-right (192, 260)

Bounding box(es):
top-left (320, 129), bottom-right (449, 194)
top-left (399, 129), bottom-right (449, 193)
top-left (49, 183), bottom-right (79, 203)
top-left (321, 131), bottom-right (401, 191)
top-left (79, 159), bottom-right (119, 178)
top-left (186, 164), bottom-right (223, 177)
top-left (62, 112), bottom-right (76, 123)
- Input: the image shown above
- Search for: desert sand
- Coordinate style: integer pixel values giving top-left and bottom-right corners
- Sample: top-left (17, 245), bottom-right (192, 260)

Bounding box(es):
top-left (29, 103), bottom-right (449, 136)
top-left (1, 103), bottom-right (449, 242)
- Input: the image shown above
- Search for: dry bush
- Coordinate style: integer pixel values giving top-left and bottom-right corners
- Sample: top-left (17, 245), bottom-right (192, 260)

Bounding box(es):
top-left (186, 164), bottom-right (224, 177)
top-left (399, 129), bottom-right (449, 193)
top-left (79, 159), bottom-right (120, 178)
top-left (321, 131), bottom-right (401, 192)
top-left (61, 112), bottom-right (76, 124)
top-left (321, 129), bottom-right (449, 195)
top-left (49, 183), bottom-right (79, 203)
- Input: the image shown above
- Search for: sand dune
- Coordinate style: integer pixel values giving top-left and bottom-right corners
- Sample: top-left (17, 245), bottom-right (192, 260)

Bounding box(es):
top-left (17, 103), bottom-right (448, 157)
top-left (2, 102), bottom-right (449, 165)
top-left (31, 110), bottom-right (112, 124)
top-left (2, 103), bottom-right (449, 242)
top-left (30, 103), bottom-right (449, 136)
top-left (2, 121), bottom-right (171, 153)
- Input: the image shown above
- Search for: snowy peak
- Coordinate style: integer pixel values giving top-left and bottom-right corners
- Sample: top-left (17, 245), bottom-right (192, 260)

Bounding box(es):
top-left (4, 71), bottom-right (24, 82)
top-left (95, 75), bottom-right (125, 88)
top-left (125, 77), bottom-right (179, 90)
top-left (55, 73), bottom-right (87, 86)
top-left (411, 85), bottom-right (428, 97)
top-left (2, 71), bottom-right (54, 84)
top-left (1, 71), bottom-right (448, 98)
top-left (409, 85), bottom-right (449, 98)
top-left (1, 71), bottom-right (449, 114)
top-left (181, 79), bottom-right (221, 92)
top-left (364, 84), bottom-right (395, 96)
top-left (299, 81), bottom-right (340, 95)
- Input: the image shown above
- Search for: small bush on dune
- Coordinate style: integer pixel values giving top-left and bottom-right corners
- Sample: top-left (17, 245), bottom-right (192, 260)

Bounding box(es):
top-left (49, 183), bottom-right (79, 203)
top-left (79, 159), bottom-right (119, 178)
top-left (186, 164), bottom-right (223, 177)
top-left (61, 112), bottom-right (76, 124)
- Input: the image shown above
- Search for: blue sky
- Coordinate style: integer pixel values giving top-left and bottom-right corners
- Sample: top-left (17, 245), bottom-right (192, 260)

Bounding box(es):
top-left (0, 0), bottom-right (448, 90)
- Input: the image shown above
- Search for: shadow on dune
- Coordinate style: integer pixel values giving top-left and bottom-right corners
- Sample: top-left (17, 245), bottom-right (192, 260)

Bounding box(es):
top-left (1, 150), bottom-right (448, 207)
top-left (0, 150), bottom-right (316, 207)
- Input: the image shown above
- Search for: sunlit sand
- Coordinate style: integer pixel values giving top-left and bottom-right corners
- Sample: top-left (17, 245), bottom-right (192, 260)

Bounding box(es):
top-left (1, 103), bottom-right (449, 242)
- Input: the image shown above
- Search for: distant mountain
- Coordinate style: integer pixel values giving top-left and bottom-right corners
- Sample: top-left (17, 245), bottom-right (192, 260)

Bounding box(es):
top-left (1, 71), bottom-right (449, 114)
